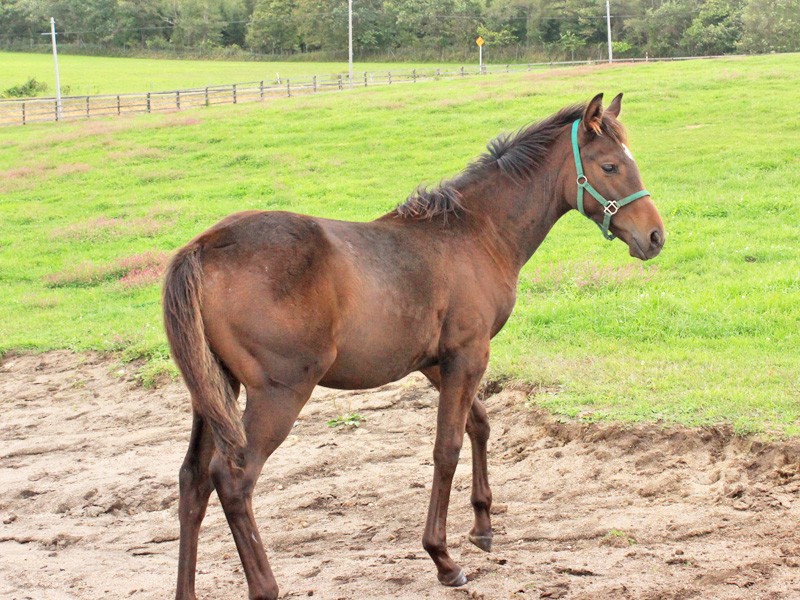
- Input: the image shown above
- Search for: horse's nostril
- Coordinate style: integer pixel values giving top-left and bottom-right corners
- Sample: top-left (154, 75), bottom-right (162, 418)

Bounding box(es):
top-left (650, 229), bottom-right (663, 248)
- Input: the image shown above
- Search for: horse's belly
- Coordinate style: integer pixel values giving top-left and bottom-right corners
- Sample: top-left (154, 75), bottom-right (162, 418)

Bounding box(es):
top-left (318, 322), bottom-right (438, 390)
top-left (318, 357), bottom-right (432, 390)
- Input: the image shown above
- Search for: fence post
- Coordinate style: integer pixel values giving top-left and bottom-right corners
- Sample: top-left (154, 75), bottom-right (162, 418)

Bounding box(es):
top-left (461, 66), bottom-right (465, 77)
top-left (85, 96), bottom-right (90, 118)
top-left (146, 92), bottom-right (151, 113)
top-left (338, 74), bottom-right (343, 90)
top-left (205, 87), bottom-right (209, 107)
top-left (388, 71), bottom-right (392, 84)
top-left (412, 69), bottom-right (417, 83)
top-left (260, 80), bottom-right (264, 100)
top-left (21, 102), bottom-right (26, 126)
top-left (176, 90), bottom-right (180, 110)
top-left (232, 84), bottom-right (237, 104)
top-left (54, 99), bottom-right (59, 121)
top-left (506, 64), bottom-right (510, 73)
top-left (116, 95), bottom-right (121, 115)
top-left (287, 79), bottom-right (291, 97)
top-left (313, 75), bottom-right (317, 92)
top-left (528, 63), bottom-right (532, 71)
top-left (436, 68), bottom-right (441, 77)
top-left (364, 72), bottom-right (368, 87)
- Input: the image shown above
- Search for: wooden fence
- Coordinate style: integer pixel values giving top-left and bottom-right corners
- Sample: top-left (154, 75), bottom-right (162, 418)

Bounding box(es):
top-left (0, 56), bottom-right (724, 127)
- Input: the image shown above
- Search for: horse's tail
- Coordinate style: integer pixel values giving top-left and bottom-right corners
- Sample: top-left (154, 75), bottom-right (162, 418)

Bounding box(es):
top-left (162, 244), bottom-right (246, 467)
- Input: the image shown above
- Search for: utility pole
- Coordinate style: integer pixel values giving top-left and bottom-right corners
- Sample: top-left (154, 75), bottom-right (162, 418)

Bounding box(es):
top-left (606, 0), bottom-right (613, 63)
top-left (348, 0), bottom-right (353, 89)
top-left (43, 17), bottom-right (62, 120)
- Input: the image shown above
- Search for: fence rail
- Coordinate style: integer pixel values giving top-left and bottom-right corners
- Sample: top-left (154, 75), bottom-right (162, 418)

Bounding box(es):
top-left (0, 55), bottom-right (728, 127)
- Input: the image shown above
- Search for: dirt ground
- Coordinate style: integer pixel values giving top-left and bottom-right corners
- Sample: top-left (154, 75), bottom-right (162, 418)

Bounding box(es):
top-left (2, 352), bottom-right (800, 600)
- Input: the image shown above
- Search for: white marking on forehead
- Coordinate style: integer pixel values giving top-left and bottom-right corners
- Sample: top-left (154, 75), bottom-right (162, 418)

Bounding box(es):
top-left (622, 144), bottom-right (635, 161)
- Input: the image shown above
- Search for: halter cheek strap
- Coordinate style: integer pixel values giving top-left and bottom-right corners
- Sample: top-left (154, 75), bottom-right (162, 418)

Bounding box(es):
top-left (571, 119), bottom-right (650, 241)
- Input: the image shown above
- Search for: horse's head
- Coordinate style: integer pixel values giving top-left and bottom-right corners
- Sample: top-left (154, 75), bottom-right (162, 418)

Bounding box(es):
top-left (567, 93), bottom-right (664, 260)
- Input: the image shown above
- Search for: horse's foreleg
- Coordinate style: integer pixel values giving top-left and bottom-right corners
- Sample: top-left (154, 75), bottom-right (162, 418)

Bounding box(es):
top-left (466, 399), bottom-right (492, 552)
top-left (422, 367), bottom-right (494, 554)
top-left (176, 411), bottom-right (216, 600)
top-left (421, 350), bottom-right (488, 587)
top-left (210, 382), bottom-right (313, 600)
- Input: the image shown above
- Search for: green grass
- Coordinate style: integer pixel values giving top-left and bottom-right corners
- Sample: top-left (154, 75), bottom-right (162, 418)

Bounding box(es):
top-left (1, 53), bottom-right (799, 436)
top-left (0, 52), bottom-right (456, 95)
top-left (326, 413), bottom-right (367, 429)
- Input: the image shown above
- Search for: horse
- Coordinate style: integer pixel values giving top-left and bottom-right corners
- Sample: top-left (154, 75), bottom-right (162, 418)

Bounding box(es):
top-left (163, 92), bottom-right (665, 599)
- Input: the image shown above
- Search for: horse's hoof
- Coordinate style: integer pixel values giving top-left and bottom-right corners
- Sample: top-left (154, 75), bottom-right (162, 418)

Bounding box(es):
top-left (439, 568), bottom-right (468, 587)
top-left (469, 533), bottom-right (493, 552)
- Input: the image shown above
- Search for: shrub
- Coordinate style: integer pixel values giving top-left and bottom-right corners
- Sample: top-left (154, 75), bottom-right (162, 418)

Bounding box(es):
top-left (3, 77), bottom-right (49, 98)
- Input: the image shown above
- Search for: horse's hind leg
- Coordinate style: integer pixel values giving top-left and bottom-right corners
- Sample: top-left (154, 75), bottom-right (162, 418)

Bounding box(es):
top-left (210, 380), bottom-right (316, 600)
top-left (176, 410), bottom-right (217, 600)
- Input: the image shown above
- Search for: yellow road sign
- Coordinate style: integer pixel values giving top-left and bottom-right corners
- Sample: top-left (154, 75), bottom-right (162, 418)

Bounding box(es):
top-left (476, 36), bottom-right (485, 47)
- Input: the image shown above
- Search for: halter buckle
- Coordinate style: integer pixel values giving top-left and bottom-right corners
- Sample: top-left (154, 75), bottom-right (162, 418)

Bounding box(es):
top-left (576, 175), bottom-right (587, 186)
top-left (603, 200), bottom-right (619, 216)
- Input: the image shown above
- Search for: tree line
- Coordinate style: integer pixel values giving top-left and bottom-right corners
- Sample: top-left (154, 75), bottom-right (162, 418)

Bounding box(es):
top-left (1, 0), bottom-right (798, 62)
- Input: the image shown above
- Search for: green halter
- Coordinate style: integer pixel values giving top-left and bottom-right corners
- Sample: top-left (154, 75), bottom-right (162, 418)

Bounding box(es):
top-left (571, 119), bottom-right (650, 241)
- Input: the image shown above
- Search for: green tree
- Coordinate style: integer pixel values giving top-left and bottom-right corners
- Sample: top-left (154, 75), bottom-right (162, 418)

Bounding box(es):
top-left (627, 0), bottom-right (698, 57)
top-left (114, 0), bottom-right (170, 48)
top-left (682, 0), bottom-right (745, 55)
top-left (246, 0), bottom-right (297, 53)
top-left (164, 0), bottom-right (229, 48)
top-left (558, 29), bottom-right (585, 60)
top-left (292, 0), bottom-right (347, 53)
top-left (220, 0), bottom-right (250, 47)
top-left (349, 0), bottom-right (396, 53)
top-left (482, 0), bottom-right (530, 45)
top-left (739, 0), bottom-right (800, 52)
top-left (385, 0), bottom-right (482, 54)
top-left (476, 24), bottom-right (516, 47)
top-left (0, 0), bottom-right (40, 40)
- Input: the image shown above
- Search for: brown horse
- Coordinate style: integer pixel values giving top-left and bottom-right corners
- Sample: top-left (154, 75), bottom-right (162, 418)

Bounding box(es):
top-left (163, 93), bottom-right (664, 599)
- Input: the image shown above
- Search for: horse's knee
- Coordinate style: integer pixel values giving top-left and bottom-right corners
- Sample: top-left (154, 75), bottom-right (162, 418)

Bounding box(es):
top-left (470, 419), bottom-right (490, 444)
top-left (467, 404), bottom-right (491, 443)
top-left (433, 432), bottom-right (463, 468)
top-left (433, 447), bottom-right (462, 476)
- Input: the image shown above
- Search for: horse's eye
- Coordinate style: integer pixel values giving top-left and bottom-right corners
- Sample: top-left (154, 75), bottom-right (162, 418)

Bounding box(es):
top-left (601, 164), bottom-right (617, 174)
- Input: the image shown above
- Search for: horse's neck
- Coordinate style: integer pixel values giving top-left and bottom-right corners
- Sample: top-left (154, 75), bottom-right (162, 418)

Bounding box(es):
top-left (457, 155), bottom-right (570, 273)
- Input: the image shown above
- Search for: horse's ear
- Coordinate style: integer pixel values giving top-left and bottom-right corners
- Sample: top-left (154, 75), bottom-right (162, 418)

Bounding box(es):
top-left (582, 93), bottom-right (604, 134)
top-left (606, 93), bottom-right (623, 118)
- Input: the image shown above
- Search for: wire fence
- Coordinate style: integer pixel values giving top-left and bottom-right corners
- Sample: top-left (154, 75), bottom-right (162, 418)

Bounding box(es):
top-left (0, 55), bottom-right (726, 127)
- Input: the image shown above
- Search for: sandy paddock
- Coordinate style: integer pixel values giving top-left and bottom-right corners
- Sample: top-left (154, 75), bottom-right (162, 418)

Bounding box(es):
top-left (2, 352), bottom-right (799, 599)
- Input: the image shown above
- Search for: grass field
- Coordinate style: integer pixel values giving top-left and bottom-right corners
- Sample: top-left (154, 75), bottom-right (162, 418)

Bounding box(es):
top-left (0, 52), bottom-right (457, 96)
top-left (1, 53), bottom-right (798, 436)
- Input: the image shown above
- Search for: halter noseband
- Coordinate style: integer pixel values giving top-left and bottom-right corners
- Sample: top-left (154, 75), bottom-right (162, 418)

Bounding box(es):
top-left (571, 119), bottom-right (650, 241)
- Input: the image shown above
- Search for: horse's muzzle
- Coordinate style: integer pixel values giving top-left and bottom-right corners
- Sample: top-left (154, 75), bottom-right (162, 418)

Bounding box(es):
top-left (630, 227), bottom-right (665, 260)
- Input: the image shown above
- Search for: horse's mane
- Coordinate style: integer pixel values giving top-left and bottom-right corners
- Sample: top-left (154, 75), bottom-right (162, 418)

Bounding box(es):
top-left (394, 103), bottom-right (627, 221)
